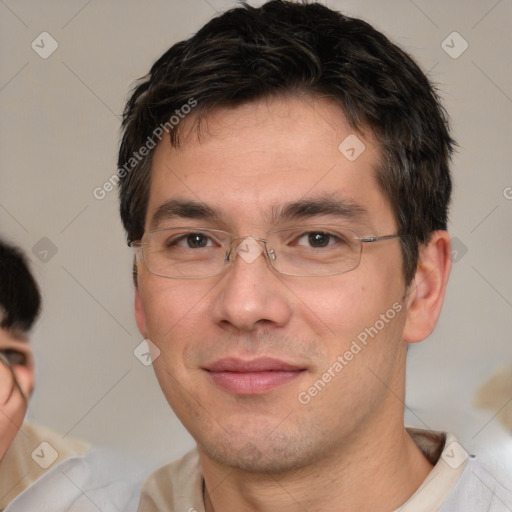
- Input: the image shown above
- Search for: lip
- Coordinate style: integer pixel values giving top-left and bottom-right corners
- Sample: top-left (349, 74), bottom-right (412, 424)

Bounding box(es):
top-left (204, 357), bottom-right (306, 395)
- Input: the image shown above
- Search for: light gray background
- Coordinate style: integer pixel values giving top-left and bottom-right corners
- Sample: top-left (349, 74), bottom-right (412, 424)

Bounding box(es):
top-left (1, 0), bottom-right (511, 471)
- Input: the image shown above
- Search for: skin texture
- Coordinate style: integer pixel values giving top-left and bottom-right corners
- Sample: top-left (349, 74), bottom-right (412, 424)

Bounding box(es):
top-left (0, 328), bottom-right (34, 460)
top-left (134, 96), bottom-right (451, 511)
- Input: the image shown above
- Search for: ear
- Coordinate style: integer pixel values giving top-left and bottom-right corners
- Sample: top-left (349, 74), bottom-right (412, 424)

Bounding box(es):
top-left (403, 231), bottom-right (452, 343)
top-left (134, 286), bottom-right (148, 339)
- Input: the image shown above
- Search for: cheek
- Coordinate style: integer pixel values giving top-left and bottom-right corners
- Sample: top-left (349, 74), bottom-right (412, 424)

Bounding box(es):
top-left (140, 279), bottom-right (217, 381)
top-left (0, 368), bottom-right (12, 405)
top-left (0, 365), bottom-right (27, 440)
top-left (285, 278), bottom-right (370, 338)
top-left (289, 274), bottom-right (405, 358)
top-left (141, 278), bottom-right (207, 338)
top-left (12, 365), bottom-right (34, 399)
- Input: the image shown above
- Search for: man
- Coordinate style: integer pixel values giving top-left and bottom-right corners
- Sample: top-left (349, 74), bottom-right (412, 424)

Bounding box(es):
top-left (0, 239), bottom-right (142, 511)
top-left (118, 1), bottom-right (512, 510)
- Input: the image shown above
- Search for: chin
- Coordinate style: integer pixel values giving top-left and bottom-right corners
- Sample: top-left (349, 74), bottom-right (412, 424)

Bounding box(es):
top-left (197, 422), bottom-right (327, 474)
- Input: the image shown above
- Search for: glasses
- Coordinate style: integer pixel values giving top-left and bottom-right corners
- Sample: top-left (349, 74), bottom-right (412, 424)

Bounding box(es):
top-left (128, 225), bottom-right (400, 279)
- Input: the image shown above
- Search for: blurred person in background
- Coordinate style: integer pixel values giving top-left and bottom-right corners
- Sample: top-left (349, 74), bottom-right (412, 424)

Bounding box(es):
top-left (0, 238), bottom-right (90, 508)
top-left (0, 239), bottom-right (142, 511)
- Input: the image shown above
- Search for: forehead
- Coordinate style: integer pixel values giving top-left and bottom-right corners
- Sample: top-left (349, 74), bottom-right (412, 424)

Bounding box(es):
top-left (0, 327), bottom-right (28, 346)
top-left (146, 96), bottom-right (394, 232)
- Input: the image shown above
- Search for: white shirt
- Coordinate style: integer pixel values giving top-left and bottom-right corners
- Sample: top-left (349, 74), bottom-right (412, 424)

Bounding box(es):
top-left (5, 447), bottom-right (144, 512)
top-left (1, 423), bottom-right (146, 512)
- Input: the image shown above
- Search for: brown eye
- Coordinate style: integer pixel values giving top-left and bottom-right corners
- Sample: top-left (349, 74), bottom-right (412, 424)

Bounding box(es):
top-left (308, 232), bottom-right (330, 247)
top-left (175, 233), bottom-right (213, 249)
top-left (296, 231), bottom-right (337, 248)
top-left (0, 349), bottom-right (27, 367)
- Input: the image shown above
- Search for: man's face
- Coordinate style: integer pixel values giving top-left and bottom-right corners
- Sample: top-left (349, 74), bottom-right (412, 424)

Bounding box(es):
top-left (135, 96), bottom-right (410, 472)
top-left (0, 327), bottom-right (34, 459)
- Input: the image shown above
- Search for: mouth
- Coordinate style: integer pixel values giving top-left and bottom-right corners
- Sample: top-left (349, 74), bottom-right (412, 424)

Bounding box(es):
top-left (203, 357), bottom-right (306, 395)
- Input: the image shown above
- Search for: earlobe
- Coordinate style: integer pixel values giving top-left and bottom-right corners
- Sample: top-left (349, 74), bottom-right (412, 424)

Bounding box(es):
top-left (134, 287), bottom-right (148, 339)
top-left (403, 231), bottom-right (452, 344)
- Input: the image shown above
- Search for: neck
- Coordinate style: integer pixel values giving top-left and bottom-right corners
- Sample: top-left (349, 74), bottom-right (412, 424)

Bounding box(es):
top-left (200, 419), bottom-right (433, 512)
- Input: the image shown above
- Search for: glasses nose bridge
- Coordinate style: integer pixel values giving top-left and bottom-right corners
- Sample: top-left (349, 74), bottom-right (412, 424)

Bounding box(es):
top-left (227, 235), bottom-right (273, 265)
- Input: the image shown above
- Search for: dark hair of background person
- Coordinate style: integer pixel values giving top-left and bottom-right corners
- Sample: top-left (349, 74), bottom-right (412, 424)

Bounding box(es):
top-left (118, 0), bottom-right (454, 285)
top-left (0, 239), bottom-right (41, 332)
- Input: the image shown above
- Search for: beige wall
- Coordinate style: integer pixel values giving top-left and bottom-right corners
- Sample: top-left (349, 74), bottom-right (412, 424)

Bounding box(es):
top-left (1, 0), bottom-right (511, 467)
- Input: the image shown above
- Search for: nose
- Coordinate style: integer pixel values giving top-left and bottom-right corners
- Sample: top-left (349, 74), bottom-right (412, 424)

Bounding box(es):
top-left (211, 237), bottom-right (293, 333)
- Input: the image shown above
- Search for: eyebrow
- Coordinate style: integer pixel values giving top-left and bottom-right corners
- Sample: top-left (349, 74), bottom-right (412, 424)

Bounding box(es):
top-left (272, 196), bottom-right (368, 225)
top-left (149, 195), bottom-right (368, 231)
top-left (149, 199), bottom-right (221, 230)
